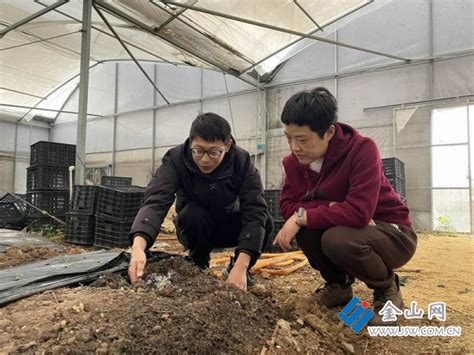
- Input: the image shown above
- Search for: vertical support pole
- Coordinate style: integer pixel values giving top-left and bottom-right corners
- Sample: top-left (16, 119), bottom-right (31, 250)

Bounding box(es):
top-left (392, 108), bottom-right (397, 157)
top-left (199, 68), bottom-right (203, 114)
top-left (429, 0), bottom-right (434, 231)
top-left (112, 62), bottom-right (119, 175)
top-left (467, 105), bottom-right (472, 234)
top-left (75, 0), bottom-right (92, 184)
top-left (334, 26), bottom-right (338, 100)
top-left (257, 76), bottom-right (267, 188)
top-left (152, 64), bottom-right (157, 175)
top-left (12, 123), bottom-right (18, 192)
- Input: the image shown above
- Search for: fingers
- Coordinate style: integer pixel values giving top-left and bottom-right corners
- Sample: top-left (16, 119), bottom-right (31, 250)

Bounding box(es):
top-left (128, 261), bottom-right (137, 284)
top-left (280, 237), bottom-right (291, 252)
top-left (137, 259), bottom-right (145, 278)
top-left (368, 219), bottom-right (376, 226)
top-left (273, 231), bottom-right (281, 245)
top-left (128, 253), bottom-right (146, 284)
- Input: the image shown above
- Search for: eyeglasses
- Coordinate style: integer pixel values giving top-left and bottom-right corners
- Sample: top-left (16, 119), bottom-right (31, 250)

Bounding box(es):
top-left (190, 147), bottom-right (224, 159)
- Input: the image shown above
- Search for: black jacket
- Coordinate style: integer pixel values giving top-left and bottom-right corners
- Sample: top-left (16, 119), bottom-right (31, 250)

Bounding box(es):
top-left (130, 138), bottom-right (269, 257)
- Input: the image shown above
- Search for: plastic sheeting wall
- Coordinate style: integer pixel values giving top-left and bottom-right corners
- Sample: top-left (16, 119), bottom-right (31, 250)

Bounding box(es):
top-left (40, 0), bottom-right (473, 232)
top-left (0, 121), bottom-right (49, 194)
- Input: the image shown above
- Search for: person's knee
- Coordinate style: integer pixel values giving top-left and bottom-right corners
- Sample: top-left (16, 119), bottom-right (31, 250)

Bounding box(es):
top-left (176, 203), bottom-right (211, 229)
top-left (321, 226), bottom-right (353, 263)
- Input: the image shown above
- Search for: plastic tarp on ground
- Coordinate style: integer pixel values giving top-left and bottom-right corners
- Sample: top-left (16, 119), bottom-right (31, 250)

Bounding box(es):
top-left (0, 228), bottom-right (64, 252)
top-left (0, 250), bottom-right (173, 306)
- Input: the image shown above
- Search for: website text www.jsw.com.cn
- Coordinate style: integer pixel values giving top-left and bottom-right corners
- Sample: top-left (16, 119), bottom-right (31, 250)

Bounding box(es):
top-left (338, 298), bottom-right (463, 336)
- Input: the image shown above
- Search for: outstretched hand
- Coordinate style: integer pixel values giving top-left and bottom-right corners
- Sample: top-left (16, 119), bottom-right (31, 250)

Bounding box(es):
top-left (273, 215), bottom-right (300, 251)
top-left (128, 236), bottom-right (148, 284)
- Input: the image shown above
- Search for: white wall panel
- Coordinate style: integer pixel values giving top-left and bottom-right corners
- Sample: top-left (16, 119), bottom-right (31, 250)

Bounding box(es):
top-left (201, 93), bottom-right (257, 137)
top-left (86, 118), bottom-right (114, 153)
top-left (85, 152), bottom-right (112, 167)
top-left (14, 158), bottom-right (28, 194)
top-left (156, 64), bottom-right (202, 104)
top-left (116, 111), bottom-right (153, 150)
top-left (0, 121), bottom-right (16, 153)
top-left (115, 149), bottom-right (153, 187)
top-left (16, 124), bottom-right (49, 153)
top-left (117, 62), bottom-right (154, 113)
top-left (433, 0), bottom-right (474, 55)
top-left (433, 56), bottom-right (474, 100)
top-left (338, 1), bottom-right (429, 72)
top-left (338, 64), bottom-right (431, 123)
top-left (0, 156), bottom-right (14, 194)
top-left (52, 122), bottom-right (77, 144)
top-left (155, 103), bottom-right (200, 147)
top-left (271, 34), bottom-right (336, 86)
top-left (87, 62), bottom-right (116, 116)
top-left (202, 70), bottom-right (254, 98)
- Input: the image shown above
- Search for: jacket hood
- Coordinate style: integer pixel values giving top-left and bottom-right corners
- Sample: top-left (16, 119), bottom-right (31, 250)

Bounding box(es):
top-left (287, 123), bottom-right (359, 175)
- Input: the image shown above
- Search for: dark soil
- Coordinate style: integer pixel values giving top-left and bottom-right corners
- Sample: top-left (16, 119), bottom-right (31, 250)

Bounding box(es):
top-left (1, 256), bottom-right (280, 354)
top-left (0, 234), bottom-right (472, 354)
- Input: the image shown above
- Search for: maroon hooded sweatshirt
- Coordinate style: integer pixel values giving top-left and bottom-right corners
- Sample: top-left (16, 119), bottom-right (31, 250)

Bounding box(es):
top-left (280, 123), bottom-right (411, 230)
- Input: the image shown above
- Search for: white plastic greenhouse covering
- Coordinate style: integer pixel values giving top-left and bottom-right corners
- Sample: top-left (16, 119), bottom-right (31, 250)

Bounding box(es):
top-left (0, 0), bottom-right (473, 233)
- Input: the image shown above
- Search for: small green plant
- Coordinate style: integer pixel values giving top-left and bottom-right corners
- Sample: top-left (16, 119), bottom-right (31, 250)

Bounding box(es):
top-left (436, 215), bottom-right (454, 232)
top-left (29, 224), bottom-right (64, 244)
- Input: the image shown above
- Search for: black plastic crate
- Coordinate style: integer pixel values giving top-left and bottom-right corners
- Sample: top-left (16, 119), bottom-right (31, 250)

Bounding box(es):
top-left (27, 165), bottom-right (71, 191)
top-left (100, 176), bottom-right (132, 188)
top-left (382, 158), bottom-right (405, 180)
top-left (264, 189), bottom-right (283, 221)
top-left (96, 186), bottom-right (145, 219)
top-left (30, 141), bottom-right (76, 167)
top-left (264, 219), bottom-right (299, 253)
top-left (94, 214), bottom-right (133, 249)
top-left (0, 193), bottom-right (27, 212)
top-left (26, 191), bottom-right (69, 217)
top-left (386, 176), bottom-right (406, 200)
top-left (64, 212), bottom-right (95, 245)
top-left (70, 185), bottom-right (99, 214)
top-left (0, 202), bottom-right (26, 230)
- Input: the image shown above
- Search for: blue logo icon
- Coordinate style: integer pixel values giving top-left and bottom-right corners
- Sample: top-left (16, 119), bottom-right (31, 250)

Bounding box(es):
top-left (338, 296), bottom-right (374, 333)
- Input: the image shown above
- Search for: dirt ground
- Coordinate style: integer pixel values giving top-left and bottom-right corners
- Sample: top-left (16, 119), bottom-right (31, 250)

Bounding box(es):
top-left (0, 232), bottom-right (472, 354)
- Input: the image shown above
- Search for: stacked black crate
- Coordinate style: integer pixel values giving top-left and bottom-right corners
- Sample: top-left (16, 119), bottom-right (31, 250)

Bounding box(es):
top-left (95, 186), bottom-right (145, 249)
top-left (100, 176), bottom-right (132, 188)
top-left (382, 158), bottom-right (407, 204)
top-left (64, 185), bottom-right (100, 245)
top-left (0, 193), bottom-right (26, 230)
top-left (263, 189), bottom-right (296, 252)
top-left (0, 202), bottom-right (25, 230)
top-left (26, 141), bottom-right (75, 228)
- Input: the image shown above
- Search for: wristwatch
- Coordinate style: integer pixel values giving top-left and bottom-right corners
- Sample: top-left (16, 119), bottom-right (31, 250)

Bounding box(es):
top-left (295, 207), bottom-right (305, 226)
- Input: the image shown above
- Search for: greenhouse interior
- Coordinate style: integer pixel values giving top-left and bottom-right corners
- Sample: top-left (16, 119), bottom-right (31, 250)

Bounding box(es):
top-left (0, 1), bottom-right (473, 354)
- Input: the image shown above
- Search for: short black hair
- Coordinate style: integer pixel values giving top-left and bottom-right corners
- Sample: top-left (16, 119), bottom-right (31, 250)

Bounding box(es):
top-left (189, 112), bottom-right (231, 143)
top-left (281, 87), bottom-right (338, 138)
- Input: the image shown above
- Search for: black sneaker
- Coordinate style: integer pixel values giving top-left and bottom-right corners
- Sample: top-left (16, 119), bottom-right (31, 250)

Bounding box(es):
top-left (222, 256), bottom-right (255, 287)
top-left (368, 274), bottom-right (405, 326)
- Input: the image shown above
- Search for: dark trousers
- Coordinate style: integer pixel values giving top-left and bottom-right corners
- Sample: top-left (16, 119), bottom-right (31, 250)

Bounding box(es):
top-left (296, 220), bottom-right (417, 289)
top-left (174, 202), bottom-right (273, 268)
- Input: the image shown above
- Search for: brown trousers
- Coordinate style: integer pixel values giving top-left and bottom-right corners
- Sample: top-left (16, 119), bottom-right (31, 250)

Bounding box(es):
top-left (296, 220), bottom-right (417, 289)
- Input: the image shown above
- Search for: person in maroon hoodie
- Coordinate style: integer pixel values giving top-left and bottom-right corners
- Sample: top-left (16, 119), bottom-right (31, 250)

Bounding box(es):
top-left (273, 87), bottom-right (417, 325)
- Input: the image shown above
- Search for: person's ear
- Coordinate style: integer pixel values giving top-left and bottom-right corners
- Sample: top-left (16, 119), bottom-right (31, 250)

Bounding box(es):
top-left (325, 125), bottom-right (336, 141)
top-left (225, 138), bottom-right (232, 152)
